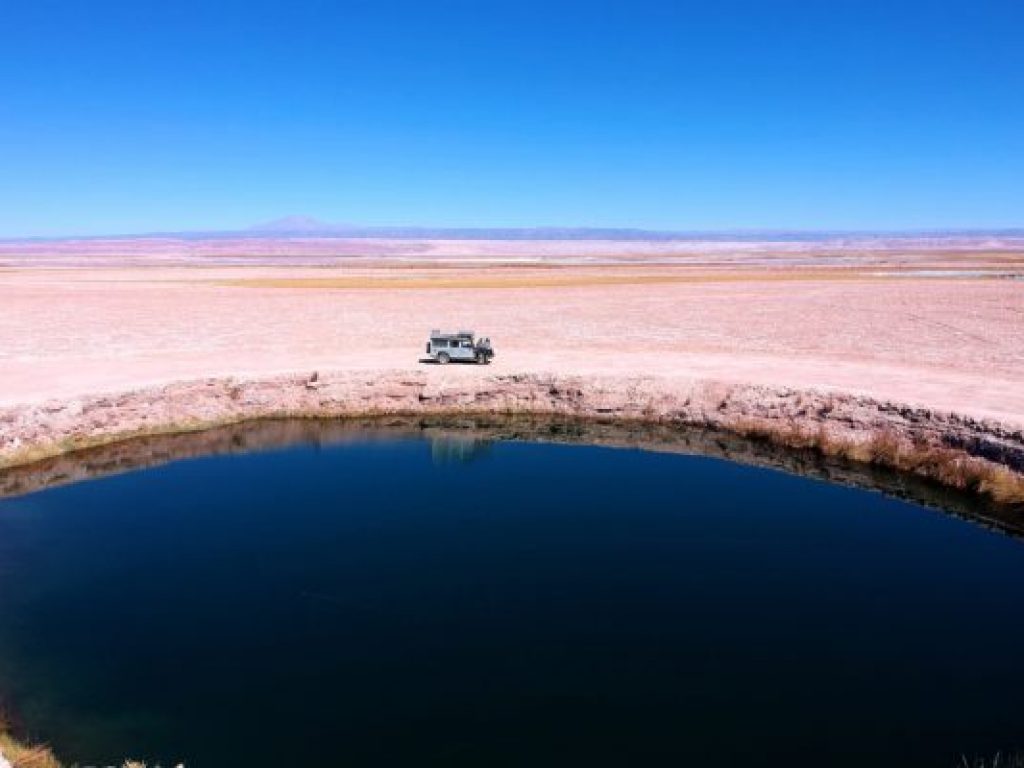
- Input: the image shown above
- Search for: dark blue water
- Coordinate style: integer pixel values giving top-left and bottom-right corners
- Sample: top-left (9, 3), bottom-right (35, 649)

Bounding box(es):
top-left (0, 435), bottom-right (1022, 767)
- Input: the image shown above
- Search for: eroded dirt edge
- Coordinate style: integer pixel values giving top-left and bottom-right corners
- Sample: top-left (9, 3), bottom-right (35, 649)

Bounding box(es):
top-left (1, 370), bottom-right (1022, 511)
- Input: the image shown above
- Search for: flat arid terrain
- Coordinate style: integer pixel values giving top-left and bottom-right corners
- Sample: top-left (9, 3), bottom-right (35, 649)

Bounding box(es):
top-left (1, 236), bottom-right (1023, 503)
top-left (2, 237), bottom-right (1023, 413)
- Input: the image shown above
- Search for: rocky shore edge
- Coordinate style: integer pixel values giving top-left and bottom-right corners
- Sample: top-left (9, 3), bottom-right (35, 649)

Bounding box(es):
top-left (2, 370), bottom-right (1023, 507)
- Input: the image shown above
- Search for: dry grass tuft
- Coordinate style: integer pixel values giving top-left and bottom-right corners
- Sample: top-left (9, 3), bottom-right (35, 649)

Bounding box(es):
top-left (866, 427), bottom-right (902, 466)
top-left (0, 731), bottom-right (61, 768)
top-left (976, 466), bottom-right (1024, 505)
top-left (727, 416), bottom-right (1024, 506)
top-left (0, 724), bottom-right (153, 768)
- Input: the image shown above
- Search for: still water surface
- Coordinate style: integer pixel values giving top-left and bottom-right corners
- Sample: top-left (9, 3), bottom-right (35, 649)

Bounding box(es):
top-left (0, 429), bottom-right (1022, 767)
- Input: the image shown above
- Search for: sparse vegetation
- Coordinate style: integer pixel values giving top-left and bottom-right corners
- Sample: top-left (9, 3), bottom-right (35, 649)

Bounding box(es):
top-left (727, 416), bottom-right (1024, 506)
top-left (0, 719), bottom-right (159, 768)
top-left (0, 722), bottom-right (60, 768)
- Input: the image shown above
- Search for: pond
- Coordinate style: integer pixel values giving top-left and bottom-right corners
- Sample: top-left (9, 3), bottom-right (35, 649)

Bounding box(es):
top-left (0, 420), bottom-right (1021, 767)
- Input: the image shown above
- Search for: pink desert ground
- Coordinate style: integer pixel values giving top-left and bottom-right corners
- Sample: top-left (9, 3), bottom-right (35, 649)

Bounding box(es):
top-left (4, 238), bottom-right (1023, 768)
top-left (0, 237), bottom-right (1023, 508)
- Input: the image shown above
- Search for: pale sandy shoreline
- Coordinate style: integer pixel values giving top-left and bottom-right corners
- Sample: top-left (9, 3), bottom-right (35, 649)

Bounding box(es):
top-left (2, 368), bottom-right (1023, 506)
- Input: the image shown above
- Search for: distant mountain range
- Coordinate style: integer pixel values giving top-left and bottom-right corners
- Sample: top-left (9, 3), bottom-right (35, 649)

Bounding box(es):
top-left (3, 216), bottom-right (1023, 243)
top-left (241, 217), bottom-right (1024, 242)
top-left (245, 216), bottom-right (720, 241)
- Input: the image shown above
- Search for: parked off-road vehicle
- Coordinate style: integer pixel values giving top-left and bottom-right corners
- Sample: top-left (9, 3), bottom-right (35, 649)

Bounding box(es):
top-left (425, 330), bottom-right (494, 364)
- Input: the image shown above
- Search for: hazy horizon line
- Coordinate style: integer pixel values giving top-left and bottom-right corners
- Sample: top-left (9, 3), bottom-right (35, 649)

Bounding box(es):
top-left (3, 216), bottom-right (1024, 243)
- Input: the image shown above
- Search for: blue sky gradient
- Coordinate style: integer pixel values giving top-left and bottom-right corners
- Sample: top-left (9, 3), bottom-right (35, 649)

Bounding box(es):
top-left (2, 0), bottom-right (1022, 236)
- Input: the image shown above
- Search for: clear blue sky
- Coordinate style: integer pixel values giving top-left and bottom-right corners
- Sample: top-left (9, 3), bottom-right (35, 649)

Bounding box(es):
top-left (2, 0), bottom-right (1022, 236)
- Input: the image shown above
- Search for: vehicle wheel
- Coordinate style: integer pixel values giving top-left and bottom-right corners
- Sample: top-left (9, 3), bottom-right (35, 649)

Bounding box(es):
top-left (475, 353), bottom-right (485, 364)
top-left (437, 352), bottom-right (450, 365)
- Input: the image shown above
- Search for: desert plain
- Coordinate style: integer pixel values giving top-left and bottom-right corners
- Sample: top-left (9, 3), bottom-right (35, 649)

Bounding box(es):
top-left (1, 235), bottom-right (1023, 502)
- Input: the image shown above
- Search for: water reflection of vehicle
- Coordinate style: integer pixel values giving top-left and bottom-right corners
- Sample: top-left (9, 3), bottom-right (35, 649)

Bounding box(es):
top-left (430, 435), bottom-right (493, 465)
top-left (425, 330), bottom-right (494, 364)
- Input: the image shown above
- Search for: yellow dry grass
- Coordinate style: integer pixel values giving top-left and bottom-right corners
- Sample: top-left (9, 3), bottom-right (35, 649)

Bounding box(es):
top-left (217, 269), bottom-right (886, 291)
top-left (729, 417), bottom-right (1024, 505)
top-left (0, 716), bottom-right (159, 768)
top-left (0, 732), bottom-right (61, 768)
top-left (0, 730), bottom-right (150, 768)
